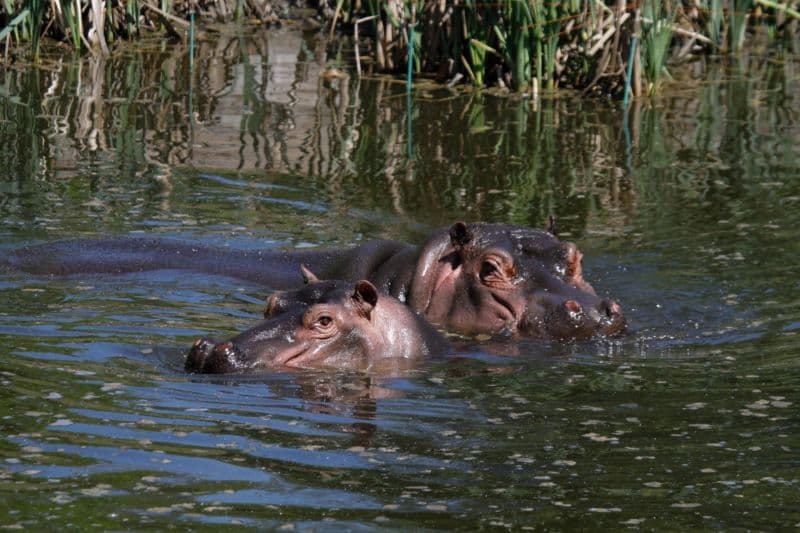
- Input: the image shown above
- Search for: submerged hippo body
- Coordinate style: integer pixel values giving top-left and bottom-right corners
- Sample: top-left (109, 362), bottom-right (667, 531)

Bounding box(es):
top-left (186, 273), bottom-right (448, 373)
top-left (4, 222), bottom-right (625, 340)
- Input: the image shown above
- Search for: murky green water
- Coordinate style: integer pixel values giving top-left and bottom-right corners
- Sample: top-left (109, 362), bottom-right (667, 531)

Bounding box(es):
top-left (1, 28), bottom-right (799, 529)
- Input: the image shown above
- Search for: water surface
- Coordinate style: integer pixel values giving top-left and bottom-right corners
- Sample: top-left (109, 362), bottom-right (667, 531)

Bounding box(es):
top-left (1, 28), bottom-right (799, 529)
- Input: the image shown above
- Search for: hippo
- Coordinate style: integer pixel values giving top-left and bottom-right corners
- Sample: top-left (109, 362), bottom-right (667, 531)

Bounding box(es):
top-left (186, 267), bottom-right (448, 373)
top-left (3, 221), bottom-right (625, 340)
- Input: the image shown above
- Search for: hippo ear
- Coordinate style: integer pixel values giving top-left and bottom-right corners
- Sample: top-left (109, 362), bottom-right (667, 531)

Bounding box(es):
top-left (449, 221), bottom-right (473, 247)
top-left (300, 264), bottom-right (321, 285)
top-left (546, 215), bottom-right (558, 236)
top-left (352, 280), bottom-right (378, 319)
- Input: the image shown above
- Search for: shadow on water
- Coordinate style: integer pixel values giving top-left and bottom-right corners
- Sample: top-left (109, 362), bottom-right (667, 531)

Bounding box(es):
top-left (1, 27), bottom-right (799, 529)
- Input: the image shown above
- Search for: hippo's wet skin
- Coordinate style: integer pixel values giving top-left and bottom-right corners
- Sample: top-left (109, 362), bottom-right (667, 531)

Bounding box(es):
top-left (186, 269), bottom-right (448, 373)
top-left (5, 222), bottom-right (625, 340)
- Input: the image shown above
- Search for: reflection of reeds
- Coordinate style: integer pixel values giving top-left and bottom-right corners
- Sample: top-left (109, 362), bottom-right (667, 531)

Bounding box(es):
top-left (1, 29), bottom-right (798, 232)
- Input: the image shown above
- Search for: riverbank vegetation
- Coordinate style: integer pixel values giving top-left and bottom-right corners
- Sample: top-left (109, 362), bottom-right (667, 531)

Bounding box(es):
top-left (2, 1), bottom-right (799, 96)
top-left (336, 0), bottom-right (799, 96)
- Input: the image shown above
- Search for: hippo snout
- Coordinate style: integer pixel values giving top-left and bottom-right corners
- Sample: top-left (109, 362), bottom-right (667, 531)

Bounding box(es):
top-left (597, 299), bottom-right (625, 335)
top-left (185, 338), bottom-right (214, 372)
top-left (600, 299), bottom-right (623, 321)
top-left (185, 338), bottom-right (245, 373)
top-left (533, 296), bottom-right (625, 340)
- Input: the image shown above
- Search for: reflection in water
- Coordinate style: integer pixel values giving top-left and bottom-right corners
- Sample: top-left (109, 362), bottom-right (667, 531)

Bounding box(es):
top-left (1, 28), bottom-right (800, 530)
top-left (2, 30), bottom-right (798, 237)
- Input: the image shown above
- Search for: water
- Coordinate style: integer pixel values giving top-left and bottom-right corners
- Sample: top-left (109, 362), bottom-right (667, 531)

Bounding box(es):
top-left (1, 29), bottom-right (799, 529)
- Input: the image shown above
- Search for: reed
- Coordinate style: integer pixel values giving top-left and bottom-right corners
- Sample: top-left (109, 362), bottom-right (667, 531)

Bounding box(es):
top-left (0, 7), bottom-right (30, 44)
top-left (706, 0), bottom-right (724, 48)
top-left (343, 0), bottom-right (798, 97)
top-left (0, 0), bottom-right (280, 59)
top-left (61, 0), bottom-right (82, 51)
top-left (730, 0), bottom-right (753, 51)
top-left (2, 0), bottom-right (797, 98)
top-left (641, 0), bottom-right (674, 95)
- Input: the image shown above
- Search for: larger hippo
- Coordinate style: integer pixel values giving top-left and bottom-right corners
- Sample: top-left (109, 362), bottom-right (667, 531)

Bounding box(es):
top-left (4, 222), bottom-right (625, 340)
top-left (186, 269), bottom-right (448, 374)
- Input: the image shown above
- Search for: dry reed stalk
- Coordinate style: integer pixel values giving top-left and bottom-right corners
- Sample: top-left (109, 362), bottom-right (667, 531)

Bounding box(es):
top-left (141, 1), bottom-right (190, 28)
top-left (641, 16), bottom-right (712, 44)
top-left (354, 14), bottom-right (377, 77)
top-left (90, 0), bottom-right (109, 54)
top-left (328, 0), bottom-right (341, 40)
top-left (376, 18), bottom-right (385, 70)
top-left (75, 0), bottom-right (90, 50)
top-left (588, 12), bottom-right (629, 56)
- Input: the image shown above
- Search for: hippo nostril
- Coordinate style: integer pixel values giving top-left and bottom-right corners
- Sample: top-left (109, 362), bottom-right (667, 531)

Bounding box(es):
top-left (600, 299), bottom-right (622, 320)
top-left (193, 338), bottom-right (212, 351)
top-left (215, 341), bottom-right (237, 357)
top-left (186, 337), bottom-right (215, 372)
top-left (564, 300), bottom-right (582, 318)
top-left (215, 341), bottom-right (246, 365)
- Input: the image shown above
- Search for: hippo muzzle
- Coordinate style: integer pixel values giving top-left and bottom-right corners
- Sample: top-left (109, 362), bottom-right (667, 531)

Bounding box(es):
top-left (520, 294), bottom-right (626, 340)
top-left (185, 338), bottom-right (250, 374)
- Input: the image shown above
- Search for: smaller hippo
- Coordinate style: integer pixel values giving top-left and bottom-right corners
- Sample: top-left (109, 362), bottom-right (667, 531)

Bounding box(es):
top-left (186, 266), bottom-right (448, 374)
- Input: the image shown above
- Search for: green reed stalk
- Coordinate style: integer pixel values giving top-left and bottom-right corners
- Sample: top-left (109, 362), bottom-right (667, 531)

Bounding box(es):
top-left (642, 0), bottom-right (674, 95)
top-left (530, 0), bottom-right (544, 91)
top-left (504, 0), bottom-right (532, 91)
top-left (730, 0), bottom-right (753, 51)
top-left (60, 0), bottom-right (82, 50)
top-left (127, 0), bottom-right (139, 37)
top-left (707, 0), bottom-right (723, 47)
top-left (405, 0), bottom-right (421, 75)
top-left (755, 0), bottom-right (800, 47)
top-left (0, 7), bottom-right (29, 42)
top-left (105, 0), bottom-right (114, 44)
top-left (469, 38), bottom-right (495, 87)
top-left (542, 2), bottom-right (560, 91)
top-left (28, 0), bottom-right (43, 59)
top-left (463, 0), bottom-right (481, 86)
top-left (755, 0), bottom-right (800, 20)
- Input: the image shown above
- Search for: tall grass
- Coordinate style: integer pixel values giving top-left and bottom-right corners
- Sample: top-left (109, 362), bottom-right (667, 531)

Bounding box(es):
top-left (641, 0), bottom-right (674, 95)
top-left (0, 0), bottom-right (280, 59)
top-left (730, 0), bottom-right (753, 51)
top-left (341, 0), bottom-right (799, 97)
top-left (0, 7), bottom-right (30, 45)
top-left (706, 0), bottom-right (724, 47)
top-left (2, 0), bottom-right (799, 98)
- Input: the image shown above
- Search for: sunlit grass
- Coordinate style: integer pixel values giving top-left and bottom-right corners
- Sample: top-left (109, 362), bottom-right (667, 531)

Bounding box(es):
top-left (339, 0), bottom-right (797, 96)
top-left (1, 0), bottom-right (798, 97)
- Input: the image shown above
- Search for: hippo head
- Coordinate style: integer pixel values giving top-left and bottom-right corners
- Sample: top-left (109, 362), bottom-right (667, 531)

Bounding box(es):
top-left (186, 275), bottom-right (384, 373)
top-left (408, 222), bottom-right (625, 340)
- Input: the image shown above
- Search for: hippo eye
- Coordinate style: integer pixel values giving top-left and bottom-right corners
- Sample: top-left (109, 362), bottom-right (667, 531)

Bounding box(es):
top-left (304, 309), bottom-right (338, 338)
top-left (313, 314), bottom-right (339, 336)
top-left (480, 254), bottom-right (515, 286)
top-left (480, 261), bottom-right (498, 279)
